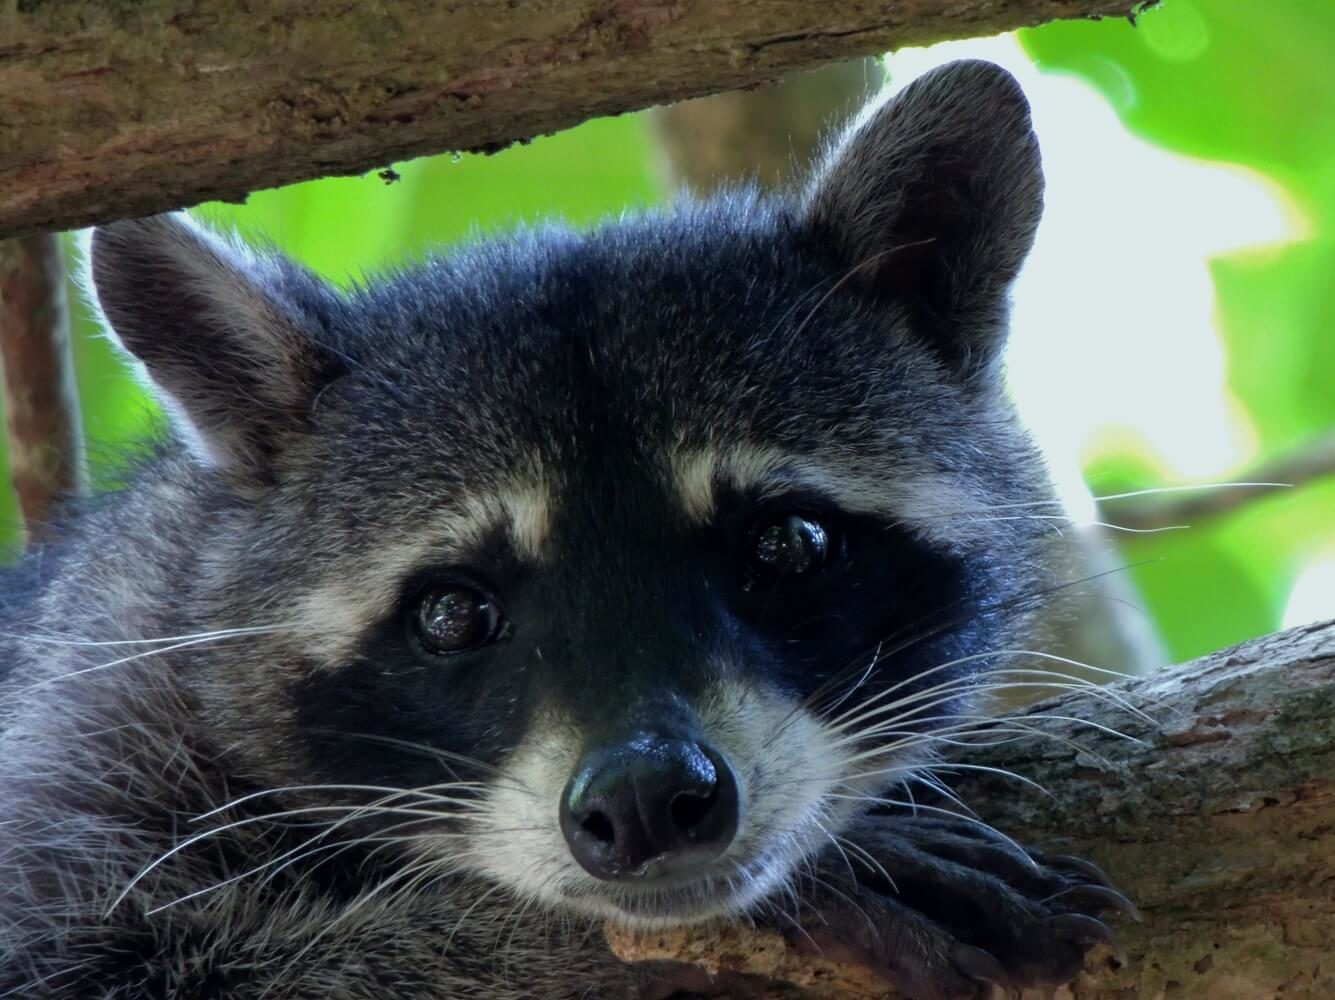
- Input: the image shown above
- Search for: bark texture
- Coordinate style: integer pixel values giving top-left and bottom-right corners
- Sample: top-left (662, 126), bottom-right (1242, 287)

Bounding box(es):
top-left (609, 619), bottom-right (1335, 998)
top-left (3, 0), bottom-right (1140, 238)
top-left (0, 235), bottom-right (84, 541)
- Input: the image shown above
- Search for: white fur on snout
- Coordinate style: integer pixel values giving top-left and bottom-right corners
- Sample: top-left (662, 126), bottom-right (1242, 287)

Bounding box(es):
top-left (457, 713), bottom-right (583, 911)
top-left (456, 680), bottom-right (868, 929)
top-left (694, 679), bottom-right (857, 909)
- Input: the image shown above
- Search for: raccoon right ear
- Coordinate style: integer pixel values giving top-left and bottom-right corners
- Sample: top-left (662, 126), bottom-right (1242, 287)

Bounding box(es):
top-left (800, 59), bottom-right (1044, 369)
top-left (86, 214), bottom-right (344, 481)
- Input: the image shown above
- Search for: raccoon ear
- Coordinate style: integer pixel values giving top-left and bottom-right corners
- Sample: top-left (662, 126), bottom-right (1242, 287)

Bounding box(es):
top-left (86, 213), bottom-right (344, 479)
top-left (800, 59), bottom-right (1043, 367)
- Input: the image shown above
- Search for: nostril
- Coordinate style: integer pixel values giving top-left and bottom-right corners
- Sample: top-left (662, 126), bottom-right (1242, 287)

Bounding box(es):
top-left (560, 734), bottom-right (741, 881)
top-left (669, 787), bottom-right (717, 833)
top-left (581, 810), bottom-right (616, 844)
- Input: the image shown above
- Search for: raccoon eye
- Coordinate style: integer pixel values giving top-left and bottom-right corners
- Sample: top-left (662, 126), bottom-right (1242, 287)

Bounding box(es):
top-left (744, 513), bottom-right (830, 585)
top-left (412, 584), bottom-right (502, 655)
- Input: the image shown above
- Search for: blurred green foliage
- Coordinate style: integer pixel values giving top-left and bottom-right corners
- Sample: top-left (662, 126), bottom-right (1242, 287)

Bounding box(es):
top-left (1021, 0), bottom-right (1335, 660)
top-left (6, 0), bottom-right (1330, 665)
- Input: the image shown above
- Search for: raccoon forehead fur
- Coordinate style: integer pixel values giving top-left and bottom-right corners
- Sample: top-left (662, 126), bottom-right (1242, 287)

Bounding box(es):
top-left (1, 60), bottom-right (1062, 998)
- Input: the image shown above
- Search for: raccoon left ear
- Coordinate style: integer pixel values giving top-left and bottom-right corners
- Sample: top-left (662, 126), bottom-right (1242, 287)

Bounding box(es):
top-left (800, 59), bottom-right (1043, 367)
top-left (86, 213), bottom-right (345, 481)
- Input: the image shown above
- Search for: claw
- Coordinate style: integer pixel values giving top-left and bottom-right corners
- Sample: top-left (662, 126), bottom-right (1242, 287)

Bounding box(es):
top-left (950, 943), bottom-right (1014, 990)
top-left (1056, 884), bottom-right (1142, 923)
top-left (1048, 854), bottom-right (1114, 888)
top-left (1048, 913), bottom-right (1123, 962)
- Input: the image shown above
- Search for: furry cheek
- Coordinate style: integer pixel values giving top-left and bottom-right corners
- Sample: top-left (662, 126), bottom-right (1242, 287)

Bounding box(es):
top-left (452, 711), bottom-right (584, 911)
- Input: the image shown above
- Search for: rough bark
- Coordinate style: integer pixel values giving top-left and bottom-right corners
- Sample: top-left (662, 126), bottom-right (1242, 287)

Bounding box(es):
top-left (2, 0), bottom-right (1141, 238)
top-left (609, 619), bottom-right (1335, 998)
top-left (0, 235), bottom-right (85, 542)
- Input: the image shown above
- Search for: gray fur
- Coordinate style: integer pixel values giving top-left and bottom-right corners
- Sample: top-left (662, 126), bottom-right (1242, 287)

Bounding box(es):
top-left (0, 62), bottom-right (1105, 1000)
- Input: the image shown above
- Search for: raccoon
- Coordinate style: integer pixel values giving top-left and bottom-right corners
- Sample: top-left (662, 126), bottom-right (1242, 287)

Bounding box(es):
top-left (0, 61), bottom-right (1126, 999)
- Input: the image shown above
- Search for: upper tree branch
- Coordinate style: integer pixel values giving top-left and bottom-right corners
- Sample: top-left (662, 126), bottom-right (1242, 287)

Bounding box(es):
top-left (2, 0), bottom-right (1139, 238)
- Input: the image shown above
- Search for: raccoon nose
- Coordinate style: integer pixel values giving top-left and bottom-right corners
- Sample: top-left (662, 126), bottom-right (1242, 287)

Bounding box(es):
top-left (559, 734), bottom-right (740, 881)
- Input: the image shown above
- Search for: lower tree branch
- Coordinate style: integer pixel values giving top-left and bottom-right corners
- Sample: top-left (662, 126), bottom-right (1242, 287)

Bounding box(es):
top-left (609, 619), bottom-right (1335, 997)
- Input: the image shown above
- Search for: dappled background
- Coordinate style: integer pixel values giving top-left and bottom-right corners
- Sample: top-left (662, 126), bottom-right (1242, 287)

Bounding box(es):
top-left (30, 0), bottom-right (1335, 668)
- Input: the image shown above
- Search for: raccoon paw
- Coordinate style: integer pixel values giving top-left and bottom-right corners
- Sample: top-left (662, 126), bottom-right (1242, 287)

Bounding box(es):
top-left (771, 813), bottom-right (1135, 1000)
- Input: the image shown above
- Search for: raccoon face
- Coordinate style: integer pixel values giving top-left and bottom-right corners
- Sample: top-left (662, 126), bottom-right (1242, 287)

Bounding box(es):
top-left (85, 61), bottom-right (1047, 928)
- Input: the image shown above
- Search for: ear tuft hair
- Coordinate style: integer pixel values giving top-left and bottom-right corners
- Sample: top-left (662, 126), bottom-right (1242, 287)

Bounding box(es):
top-left (86, 213), bottom-right (344, 479)
top-left (801, 59), bottom-right (1044, 368)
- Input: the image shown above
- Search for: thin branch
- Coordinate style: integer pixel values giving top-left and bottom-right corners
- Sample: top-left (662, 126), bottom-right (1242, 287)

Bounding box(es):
top-left (0, 235), bottom-right (86, 543)
top-left (1097, 433), bottom-right (1335, 531)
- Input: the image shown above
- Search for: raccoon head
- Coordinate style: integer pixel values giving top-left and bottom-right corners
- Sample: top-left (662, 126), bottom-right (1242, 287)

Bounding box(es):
top-left (85, 61), bottom-right (1048, 928)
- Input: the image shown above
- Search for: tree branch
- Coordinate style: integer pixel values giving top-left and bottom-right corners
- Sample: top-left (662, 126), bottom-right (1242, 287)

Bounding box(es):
top-left (1097, 434), bottom-right (1335, 531)
top-left (0, 235), bottom-right (85, 543)
top-left (608, 619), bottom-right (1335, 997)
top-left (2, 0), bottom-right (1139, 238)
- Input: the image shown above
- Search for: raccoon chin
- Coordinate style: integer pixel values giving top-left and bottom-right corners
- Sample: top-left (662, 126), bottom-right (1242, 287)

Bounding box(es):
top-left (544, 800), bottom-right (852, 930)
top-left (553, 856), bottom-right (795, 930)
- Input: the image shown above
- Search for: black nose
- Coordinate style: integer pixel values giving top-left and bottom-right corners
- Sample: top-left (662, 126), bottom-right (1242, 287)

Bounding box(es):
top-left (559, 734), bottom-right (740, 881)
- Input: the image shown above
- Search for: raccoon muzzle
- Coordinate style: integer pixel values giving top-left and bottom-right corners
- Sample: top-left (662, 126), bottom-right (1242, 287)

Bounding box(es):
top-left (559, 733), bottom-right (741, 881)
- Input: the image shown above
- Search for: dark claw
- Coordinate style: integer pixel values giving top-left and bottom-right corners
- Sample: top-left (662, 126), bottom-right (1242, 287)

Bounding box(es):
top-left (1048, 854), bottom-right (1115, 888)
top-left (1048, 913), bottom-right (1121, 959)
top-left (1053, 883), bottom-right (1142, 922)
top-left (951, 943), bottom-right (1013, 990)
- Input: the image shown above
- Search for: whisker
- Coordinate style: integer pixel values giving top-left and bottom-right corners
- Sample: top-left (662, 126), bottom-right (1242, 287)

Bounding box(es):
top-left (938, 481), bottom-right (1291, 511)
top-left (109, 792), bottom-right (486, 915)
top-left (821, 652), bottom-right (1160, 740)
top-left (826, 682), bottom-right (1152, 751)
top-left (300, 728), bottom-right (521, 787)
top-left (904, 770), bottom-right (976, 818)
top-left (827, 795), bottom-right (1036, 867)
top-left (257, 857), bottom-right (446, 999)
top-left (836, 716), bottom-right (1123, 770)
top-left (0, 623), bottom-right (287, 649)
top-left (16, 629), bottom-right (284, 695)
top-left (939, 513), bottom-right (1188, 535)
top-left (831, 833), bottom-right (897, 892)
top-left (145, 811), bottom-right (490, 915)
top-left (192, 782), bottom-right (487, 823)
top-left (1093, 481), bottom-right (1291, 503)
top-left (819, 641), bottom-right (881, 719)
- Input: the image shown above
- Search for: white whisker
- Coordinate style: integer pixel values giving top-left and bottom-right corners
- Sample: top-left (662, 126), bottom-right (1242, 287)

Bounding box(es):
top-left (17, 629), bottom-right (284, 695)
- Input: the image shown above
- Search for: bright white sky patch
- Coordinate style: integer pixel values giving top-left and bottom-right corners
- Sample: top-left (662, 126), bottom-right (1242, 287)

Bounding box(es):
top-left (1283, 558), bottom-right (1335, 629)
top-left (885, 34), bottom-right (1304, 524)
